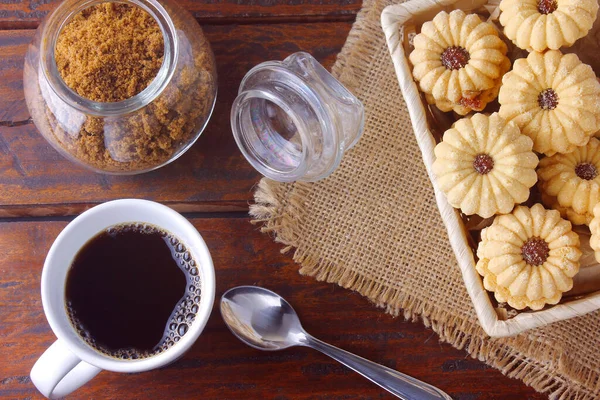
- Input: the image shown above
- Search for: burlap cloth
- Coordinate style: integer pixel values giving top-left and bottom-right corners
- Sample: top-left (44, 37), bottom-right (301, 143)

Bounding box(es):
top-left (249, 0), bottom-right (600, 398)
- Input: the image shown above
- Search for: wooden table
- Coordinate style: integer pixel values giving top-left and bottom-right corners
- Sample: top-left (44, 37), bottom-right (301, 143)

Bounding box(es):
top-left (0, 1), bottom-right (547, 398)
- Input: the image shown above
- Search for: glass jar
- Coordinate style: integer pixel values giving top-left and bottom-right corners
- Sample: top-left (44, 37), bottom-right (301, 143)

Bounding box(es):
top-left (231, 52), bottom-right (364, 182)
top-left (23, 0), bottom-right (217, 174)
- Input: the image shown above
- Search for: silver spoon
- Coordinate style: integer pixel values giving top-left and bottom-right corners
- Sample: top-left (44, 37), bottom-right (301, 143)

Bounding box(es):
top-left (220, 286), bottom-right (452, 400)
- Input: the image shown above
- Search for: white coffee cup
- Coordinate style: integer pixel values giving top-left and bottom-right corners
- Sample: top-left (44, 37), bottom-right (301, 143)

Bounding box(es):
top-left (30, 199), bottom-right (215, 399)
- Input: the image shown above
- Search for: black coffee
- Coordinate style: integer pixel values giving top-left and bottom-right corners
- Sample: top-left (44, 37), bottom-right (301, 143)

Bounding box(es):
top-left (65, 223), bottom-right (201, 359)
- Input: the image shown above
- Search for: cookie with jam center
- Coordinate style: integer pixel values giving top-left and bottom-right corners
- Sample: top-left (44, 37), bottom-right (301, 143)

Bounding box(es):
top-left (476, 204), bottom-right (581, 311)
top-left (409, 9), bottom-right (510, 115)
top-left (499, 0), bottom-right (599, 52)
top-left (432, 113), bottom-right (538, 218)
top-left (538, 137), bottom-right (600, 225)
top-left (499, 50), bottom-right (600, 156)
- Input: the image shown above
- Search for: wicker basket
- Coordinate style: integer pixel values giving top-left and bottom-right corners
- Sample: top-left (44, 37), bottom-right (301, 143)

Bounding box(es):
top-left (381, 0), bottom-right (600, 337)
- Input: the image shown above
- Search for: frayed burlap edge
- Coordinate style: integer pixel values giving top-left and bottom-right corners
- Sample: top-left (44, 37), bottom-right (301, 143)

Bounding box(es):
top-left (249, 0), bottom-right (600, 397)
top-left (250, 179), bottom-right (598, 400)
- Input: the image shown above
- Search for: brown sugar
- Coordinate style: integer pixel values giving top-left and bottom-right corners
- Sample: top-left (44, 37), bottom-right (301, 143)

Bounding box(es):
top-left (27, 1), bottom-right (218, 173)
top-left (55, 3), bottom-right (164, 103)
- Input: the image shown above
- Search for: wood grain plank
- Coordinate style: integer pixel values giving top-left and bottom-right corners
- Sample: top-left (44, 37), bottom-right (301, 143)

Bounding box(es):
top-left (0, 0), bottom-right (362, 30)
top-left (0, 22), bottom-right (351, 217)
top-left (0, 216), bottom-right (546, 399)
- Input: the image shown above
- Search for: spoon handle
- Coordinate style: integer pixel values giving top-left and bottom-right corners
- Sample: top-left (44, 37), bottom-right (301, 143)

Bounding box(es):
top-left (304, 335), bottom-right (452, 400)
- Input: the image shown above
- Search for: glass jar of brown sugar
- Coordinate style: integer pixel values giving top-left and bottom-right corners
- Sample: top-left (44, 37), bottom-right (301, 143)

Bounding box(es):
top-left (23, 0), bottom-right (217, 174)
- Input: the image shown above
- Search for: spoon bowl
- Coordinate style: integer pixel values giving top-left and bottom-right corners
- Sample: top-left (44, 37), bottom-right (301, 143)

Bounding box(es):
top-left (221, 286), bottom-right (305, 351)
top-left (220, 286), bottom-right (452, 400)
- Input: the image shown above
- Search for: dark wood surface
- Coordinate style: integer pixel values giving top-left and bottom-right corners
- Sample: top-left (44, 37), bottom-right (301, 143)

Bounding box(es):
top-left (0, 1), bottom-right (546, 399)
top-left (0, 23), bottom-right (351, 217)
top-left (0, 0), bottom-right (361, 28)
top-left (0, 218), bottom-right (545, 399)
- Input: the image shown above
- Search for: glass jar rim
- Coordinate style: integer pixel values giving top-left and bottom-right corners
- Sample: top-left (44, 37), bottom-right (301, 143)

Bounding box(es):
top-left (39, 0), bottom-right (178, 117)
top-left (231, 88), bottom-right (310, 182)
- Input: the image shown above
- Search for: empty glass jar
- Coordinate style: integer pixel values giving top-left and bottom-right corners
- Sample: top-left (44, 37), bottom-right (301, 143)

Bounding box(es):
top-left (23, 0), bottom-right (217, 174)
top-left (231, 52), bottom-right (364, 182)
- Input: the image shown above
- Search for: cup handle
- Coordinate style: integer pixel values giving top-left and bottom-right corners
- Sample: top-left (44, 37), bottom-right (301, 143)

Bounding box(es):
top-left (31, 340), bottom-right (102, 399)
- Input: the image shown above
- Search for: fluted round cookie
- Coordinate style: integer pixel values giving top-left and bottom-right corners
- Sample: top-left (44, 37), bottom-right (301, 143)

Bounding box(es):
top-left (476, 204), bottom-right (581, 310)
top-left (540, 191), bottom-right (591, 226)
top-left (432, 113), bottom-right (538, 218)
top-left (409, 9), bottom-right (510, 115)
top-left (499, 0), bottom-right (599, 52)
top-left (424, 60), bottom-right (510, 115)
top-left (588, 203), bottom-right (600, 262)
top-left (499, 50), bottom-right (600, 156)
top-left (538, 137), bottom-right (600, 225)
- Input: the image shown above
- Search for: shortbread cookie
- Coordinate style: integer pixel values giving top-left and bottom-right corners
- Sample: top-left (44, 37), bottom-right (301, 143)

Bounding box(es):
top-left (423, 63), bottom-right (510, 115)
top-left (588, 203), bottom-right (600, 262)
top-left (476, 204), bottom-right (581, 310)
top-left (499, 0), bottom-right (599, 52)
top-left (540, 191), bottom-right (590, 226)
top-left (409, 10), bottom-right (510, 115)
top-left (538, 137), bottom-right (600, 225)
top-left (432, 113), bottom-right (538, 218)
top-left (499, 50), bottom-right (600, 156)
